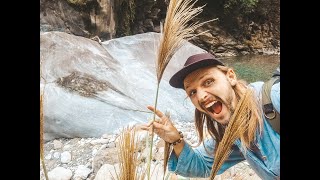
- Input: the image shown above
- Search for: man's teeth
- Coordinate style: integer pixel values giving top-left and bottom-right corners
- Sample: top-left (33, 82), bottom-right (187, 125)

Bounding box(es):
top-left (205, 101), bottom-right (217, 109)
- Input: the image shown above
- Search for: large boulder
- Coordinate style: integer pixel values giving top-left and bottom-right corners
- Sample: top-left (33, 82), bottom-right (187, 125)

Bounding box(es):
top-left (40, 31), bottom-right (206, 141)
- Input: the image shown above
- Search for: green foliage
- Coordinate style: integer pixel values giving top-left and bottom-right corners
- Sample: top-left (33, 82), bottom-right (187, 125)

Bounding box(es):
top-left (223, 0), bottom-right (259, 15)
top-left (115, 0), bottom-right (137, 37)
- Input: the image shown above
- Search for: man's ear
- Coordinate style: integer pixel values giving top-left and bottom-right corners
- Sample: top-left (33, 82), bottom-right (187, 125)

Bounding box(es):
top-left (226, 68), bottom-right (237, 86)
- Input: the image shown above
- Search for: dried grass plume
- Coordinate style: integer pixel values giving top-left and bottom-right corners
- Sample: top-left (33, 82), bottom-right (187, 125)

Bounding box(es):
top-left (148, 0), bottom-right (217, 178)
top-left (209, 88), bottom-right (262, 178)
top-left (156, 0), bottom-right (217, 82)
top-left (114, 126), bottom-right (146, 180)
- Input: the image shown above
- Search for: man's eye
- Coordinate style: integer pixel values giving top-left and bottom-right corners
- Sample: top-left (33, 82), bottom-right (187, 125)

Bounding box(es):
top-left (204, 79), bottom-right (213, 86)
top-left (189, 90), bottom-right (196, 96)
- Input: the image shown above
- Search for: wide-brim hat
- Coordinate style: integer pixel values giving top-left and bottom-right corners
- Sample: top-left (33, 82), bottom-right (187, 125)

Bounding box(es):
top-left (169, 52), bottom-right (224, 89)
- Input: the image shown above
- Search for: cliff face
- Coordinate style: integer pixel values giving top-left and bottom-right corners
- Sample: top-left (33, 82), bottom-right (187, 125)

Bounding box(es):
top-left (191, 0), bottom-right (280, 56)
top-left (40, 0), bottom-right (280, 57)
top-left (40, 0), bottom-right (116, 40)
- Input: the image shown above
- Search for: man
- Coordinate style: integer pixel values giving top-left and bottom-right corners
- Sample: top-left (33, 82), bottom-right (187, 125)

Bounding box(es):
top-left (142, 52), bottom-right (280, 179)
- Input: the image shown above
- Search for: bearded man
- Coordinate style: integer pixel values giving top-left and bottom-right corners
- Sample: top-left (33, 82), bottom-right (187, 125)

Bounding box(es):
top-left (141, 52), bottom-right (280, 179)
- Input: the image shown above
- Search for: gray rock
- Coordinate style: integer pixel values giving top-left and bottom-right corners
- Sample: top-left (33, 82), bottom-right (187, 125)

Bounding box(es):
top-left (74, 165), bottom-right (92, 180)
top-left (53, 152), bottom-right (60, 159)
top-left (53, 140), bottom-right (63, 149)
top-left (106, 142), bottom-right (115, 148)
top-left (94, 164), bottom-right (119, 180)
top-left (48, 167), bottom-right (72, 180)
top-left (61, 151), bottom-right (72, 163)
top-left (90, 139), bottom-right (109, 145)
top-left (40, 32), bottom-right (204, 141)
top-left (45, 153), bottom-right (52, 160)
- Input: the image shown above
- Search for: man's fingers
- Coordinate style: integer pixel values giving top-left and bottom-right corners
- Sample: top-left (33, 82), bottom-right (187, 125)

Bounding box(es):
top-left (154, 118), bottom-right (168, 125)
top-left (152, 121), bottom-right (165, 130)
top-left (154, 118), bottom-right (161, 123)
top-left (147, 105), bottom-right (165, 118)
top-left (163, 116), bottom-right (172, 125)
top-left (146, 121), bottom-right (153, 126)
top-left (135, 120), bottom-right (166, 131)
top-left (139, 125), bottom-right (149, 131)
top-left (136, 123), bottom-right (152, 131)
top-left (147, 106), bottom-right (173, 125)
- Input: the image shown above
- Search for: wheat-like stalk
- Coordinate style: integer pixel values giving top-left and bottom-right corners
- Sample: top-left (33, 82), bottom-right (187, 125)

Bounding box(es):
top-left (40, 55), bottom-right (49, 180)
top-left (115, 126), bottom-right (146, 180)
top-left (147, 0), bottom-right (217, 179)
top-left (209, 88), bottom-right (258, 179)
top-left (163, 111), bottom-right (172, 177)
top-left (156, 0), bottom-right (216, 82)
top-left (40, 90), bottom-right (49, 180)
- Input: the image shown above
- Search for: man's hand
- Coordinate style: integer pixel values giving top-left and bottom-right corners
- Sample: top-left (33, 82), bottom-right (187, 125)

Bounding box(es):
top-left (140, 105), bottom-right (181, 143)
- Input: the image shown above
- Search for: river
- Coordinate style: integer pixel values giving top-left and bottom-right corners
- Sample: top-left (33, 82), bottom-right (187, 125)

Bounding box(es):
top-left (220, 54), bottom-right (280, 83)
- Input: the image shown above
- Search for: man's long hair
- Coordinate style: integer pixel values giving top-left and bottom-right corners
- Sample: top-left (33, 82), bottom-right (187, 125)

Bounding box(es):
top-left (193, 65), bottom-right (263, 152)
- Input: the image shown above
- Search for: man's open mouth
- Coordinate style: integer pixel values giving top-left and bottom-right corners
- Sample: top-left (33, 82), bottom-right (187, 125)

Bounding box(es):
top-left (205, 100), bottom-right (222, 114)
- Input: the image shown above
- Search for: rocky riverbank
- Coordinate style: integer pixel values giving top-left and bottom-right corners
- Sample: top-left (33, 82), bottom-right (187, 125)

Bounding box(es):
top-left (40, 121), bottom-right (261, 180)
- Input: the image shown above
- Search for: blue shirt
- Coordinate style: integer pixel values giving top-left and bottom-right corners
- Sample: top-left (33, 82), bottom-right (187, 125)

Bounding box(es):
top-left (168, 81), bottom-right (280, 180)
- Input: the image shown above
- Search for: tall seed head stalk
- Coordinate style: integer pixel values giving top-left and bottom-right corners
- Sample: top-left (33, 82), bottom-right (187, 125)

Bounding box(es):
top-left (40, 57), bottom-right (49, 180)
top-left (209, 88), bottom-right (262, 178)
top-left (147, 0), bottom-right (218, 179)
top-left (40, 90), bottom-right (49, 180)
top-left (115, 126), bottom-right (146, 180)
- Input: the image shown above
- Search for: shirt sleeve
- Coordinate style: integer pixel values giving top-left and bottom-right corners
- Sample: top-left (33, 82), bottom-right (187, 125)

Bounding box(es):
top-left (270, 82), bottom-right (280, 113)
top-left (167, 138), bottom-right (245, 177)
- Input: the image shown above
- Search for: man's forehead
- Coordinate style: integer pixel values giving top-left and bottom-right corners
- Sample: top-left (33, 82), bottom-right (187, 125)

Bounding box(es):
top-left (183, 66), bottom-right (218, 88)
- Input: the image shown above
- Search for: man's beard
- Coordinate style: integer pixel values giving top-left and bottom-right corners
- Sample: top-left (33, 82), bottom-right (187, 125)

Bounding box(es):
top-left (203, 94), bottom-right (235, 125)
top-left (222, 92), bottom-right (235, 125)
top-left (225, 93), bottom-right (235, 121)
top-left (196, 86), bottom-right (237, 125)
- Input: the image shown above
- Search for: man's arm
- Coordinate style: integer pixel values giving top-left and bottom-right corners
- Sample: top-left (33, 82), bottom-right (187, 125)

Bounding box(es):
top-left (168, 138), bottom-right (245, 177)
top-left (172, 140), bottom-right (185, 157)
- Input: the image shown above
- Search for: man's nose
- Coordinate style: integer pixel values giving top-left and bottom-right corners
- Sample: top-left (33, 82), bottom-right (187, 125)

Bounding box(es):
top-left (197, 89), bottom-right (208, 102)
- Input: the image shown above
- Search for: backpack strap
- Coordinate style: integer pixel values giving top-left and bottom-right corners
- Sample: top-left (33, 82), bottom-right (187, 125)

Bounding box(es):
top-left (262, 76), bottom-right (280, 134)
